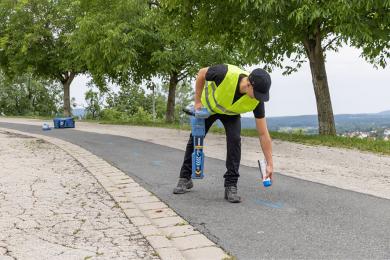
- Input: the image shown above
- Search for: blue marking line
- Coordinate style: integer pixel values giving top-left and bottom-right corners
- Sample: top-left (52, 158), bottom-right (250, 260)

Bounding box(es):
top-left (151, 160), bottom-right (162, 166)
top-left (131, 151), bottom-right (140, 157)
top-left (254, 199), bottom-right (283, 209)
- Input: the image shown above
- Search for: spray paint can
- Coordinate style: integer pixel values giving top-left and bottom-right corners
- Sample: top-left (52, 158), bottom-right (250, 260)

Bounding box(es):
top-left (258, 159), bottom-right (272, 187)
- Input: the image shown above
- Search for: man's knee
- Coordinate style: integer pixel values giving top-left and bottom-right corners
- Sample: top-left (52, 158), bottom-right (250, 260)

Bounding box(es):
top-left (227, 134), bottom-right (241, 145)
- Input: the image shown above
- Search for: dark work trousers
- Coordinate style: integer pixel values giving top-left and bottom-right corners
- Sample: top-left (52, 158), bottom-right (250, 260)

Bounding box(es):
top-left (179, 113), bottom-right (241, 187)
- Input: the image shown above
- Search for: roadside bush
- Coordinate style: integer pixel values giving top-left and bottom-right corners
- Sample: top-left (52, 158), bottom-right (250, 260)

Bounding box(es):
top-left (100, 109), bottom-right (129, 121)
top-left (132, 107), bottom-right (152, 122)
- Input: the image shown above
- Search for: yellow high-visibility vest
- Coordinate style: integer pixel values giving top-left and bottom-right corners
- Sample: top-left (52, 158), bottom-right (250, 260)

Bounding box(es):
top-left (201, 64), bottom-right (260, 115)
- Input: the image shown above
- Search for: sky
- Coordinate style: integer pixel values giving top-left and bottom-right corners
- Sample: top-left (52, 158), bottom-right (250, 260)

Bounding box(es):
top-left (70, 46), bottom-right (390, 117)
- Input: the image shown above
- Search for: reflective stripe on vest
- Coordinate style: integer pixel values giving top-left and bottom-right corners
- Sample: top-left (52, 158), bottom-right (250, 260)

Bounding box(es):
top-left (204, 80), bottom-right (217, 114)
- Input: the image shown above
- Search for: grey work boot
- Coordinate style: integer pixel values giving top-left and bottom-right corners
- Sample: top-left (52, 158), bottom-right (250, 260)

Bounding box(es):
top-left (224, 186), bottom-right (241, 203)
top-left (173, 178), bottom-right (193, 194)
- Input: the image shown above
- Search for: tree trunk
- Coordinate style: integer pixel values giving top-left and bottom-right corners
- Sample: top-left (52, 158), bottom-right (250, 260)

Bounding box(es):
top-left (165, 72), bottom-right (179, 123)
top-left (61, 72), bottom-right (76, 117)
top-left (152, 84), bottom-right (156, 121)
top-left (27, 76), bottom-right (33, 112)
top-left (303, 29), bottom-right (336, 136)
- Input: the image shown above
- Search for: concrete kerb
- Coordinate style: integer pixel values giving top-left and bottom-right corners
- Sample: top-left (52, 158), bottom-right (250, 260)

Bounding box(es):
top-left (0, 127), bottom-right (229, 260)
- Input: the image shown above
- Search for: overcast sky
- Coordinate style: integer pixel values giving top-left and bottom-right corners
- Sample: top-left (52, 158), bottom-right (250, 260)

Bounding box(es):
top-left (70, 46), bottom-right (390, 117)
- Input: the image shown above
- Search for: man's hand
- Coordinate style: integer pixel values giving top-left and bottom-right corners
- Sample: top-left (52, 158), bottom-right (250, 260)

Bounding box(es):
top-left (194, 102), bottom-right (202, 111)
top-left (265, 164), bottom-right (273, 181)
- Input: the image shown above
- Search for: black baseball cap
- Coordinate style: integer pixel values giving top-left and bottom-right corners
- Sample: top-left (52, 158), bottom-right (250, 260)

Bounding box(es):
top-left (248, 68), bottom-right (271, 102)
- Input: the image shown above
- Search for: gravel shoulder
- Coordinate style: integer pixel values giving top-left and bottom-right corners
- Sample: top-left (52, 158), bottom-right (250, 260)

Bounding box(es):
top-left (1, 117), bottom-right (389, 200)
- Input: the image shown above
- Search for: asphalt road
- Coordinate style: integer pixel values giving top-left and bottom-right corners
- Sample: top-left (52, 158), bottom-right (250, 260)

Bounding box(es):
top-left (1, 122), bottom-right (389, 260)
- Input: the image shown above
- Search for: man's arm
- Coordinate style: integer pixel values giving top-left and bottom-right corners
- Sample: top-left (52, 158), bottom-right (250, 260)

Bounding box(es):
top-left (255, 117), bottom-right (274, 179)
top-left (194, 67), bottom-right (208, 110)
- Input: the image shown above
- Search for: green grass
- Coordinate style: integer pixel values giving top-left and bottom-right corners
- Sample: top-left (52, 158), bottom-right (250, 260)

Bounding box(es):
top-left (3, 115), bottom-right (390, 156)
top-left (87, 118), bottom-right (192, 131)
top-left (255, 129), bottom-right (389, 155)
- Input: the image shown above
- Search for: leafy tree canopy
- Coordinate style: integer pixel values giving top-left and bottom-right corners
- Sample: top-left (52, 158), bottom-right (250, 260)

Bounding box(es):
top-left (0, 0), bottom-right (84, 80)
top-left (166, 0), bottom-right (389, 71)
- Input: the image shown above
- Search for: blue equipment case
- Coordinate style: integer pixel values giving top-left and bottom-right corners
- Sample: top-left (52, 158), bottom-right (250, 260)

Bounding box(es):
top-left (53, 117), bottom-right (75, 129)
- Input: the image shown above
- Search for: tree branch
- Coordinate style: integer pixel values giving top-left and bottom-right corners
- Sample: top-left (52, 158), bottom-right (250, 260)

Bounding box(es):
top-left (322, 36), bottom-right (340, 51)
top-left (57, 73), bottom-right (66, 83)
top-left (177, 71), bottom-right (189, 81)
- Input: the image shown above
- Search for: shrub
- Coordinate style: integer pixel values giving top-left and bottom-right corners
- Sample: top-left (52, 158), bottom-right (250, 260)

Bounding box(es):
top-left (132, 107), bottom-right (152, 123)
top-left (100, 109), bottom-right (129, 121)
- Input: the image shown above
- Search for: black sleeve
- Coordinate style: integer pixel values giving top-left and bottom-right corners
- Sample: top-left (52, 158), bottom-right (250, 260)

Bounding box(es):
top-left (205, 64), bottom-right (228, 86)
top-left (253, 102), bottom-right (265, 119)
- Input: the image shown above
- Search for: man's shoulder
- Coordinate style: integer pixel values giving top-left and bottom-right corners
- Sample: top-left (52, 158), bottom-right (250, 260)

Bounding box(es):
top-left (205, 64), bottom-right (228, 85)
top-left (207, 64), bottom-right (228, 75)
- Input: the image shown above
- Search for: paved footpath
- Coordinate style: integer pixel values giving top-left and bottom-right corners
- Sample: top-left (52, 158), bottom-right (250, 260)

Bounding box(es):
top-left (0, 122), bottom-right (390, 260)
top-left (0, 128), bottom-right (228, 260)
top-left (0, 131), bottom-right (158, 259)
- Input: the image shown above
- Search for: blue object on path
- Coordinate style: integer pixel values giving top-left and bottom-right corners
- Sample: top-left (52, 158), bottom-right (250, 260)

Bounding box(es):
top-left (53, 117), bottom-right (75, 129)
top-left (191, 116), bottom-right (206, 179)
top-left (42, 123), bottom-right (52, 131)
top-left (183, 106), bottom-right (211, 179)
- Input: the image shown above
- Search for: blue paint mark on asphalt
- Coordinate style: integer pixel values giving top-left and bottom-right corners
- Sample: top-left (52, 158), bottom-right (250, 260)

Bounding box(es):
top-left (131, 151), bottom-right (140, 157)
top-left (151, 160), bottom-right (162, 166)
top-left (254, 199), bottom-right (283, 209)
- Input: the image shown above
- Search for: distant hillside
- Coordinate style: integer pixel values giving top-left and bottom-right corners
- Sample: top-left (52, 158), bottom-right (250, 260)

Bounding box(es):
top-left (378, 110), bottom-right (390, 115)
top-left (216, 111), bottom-right (390, 133)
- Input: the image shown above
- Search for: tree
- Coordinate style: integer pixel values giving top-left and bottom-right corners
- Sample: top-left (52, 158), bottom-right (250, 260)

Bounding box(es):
top-left (167, 0), bottom-right (389, 134)
top-left (0, 0), bottom-right (85, 116)
top-left (161, 80), bottom-right (193, 121)
top-left (0, 70), bottom-right (62, 116)
top-left (106, 83), bottom-right (151, 116)
top-left (84, 89), bottom-right (103, 119)
top-left (72, 0), bottom-right (146, 89)
top-left (74, 0), bottom-right (238, 123)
